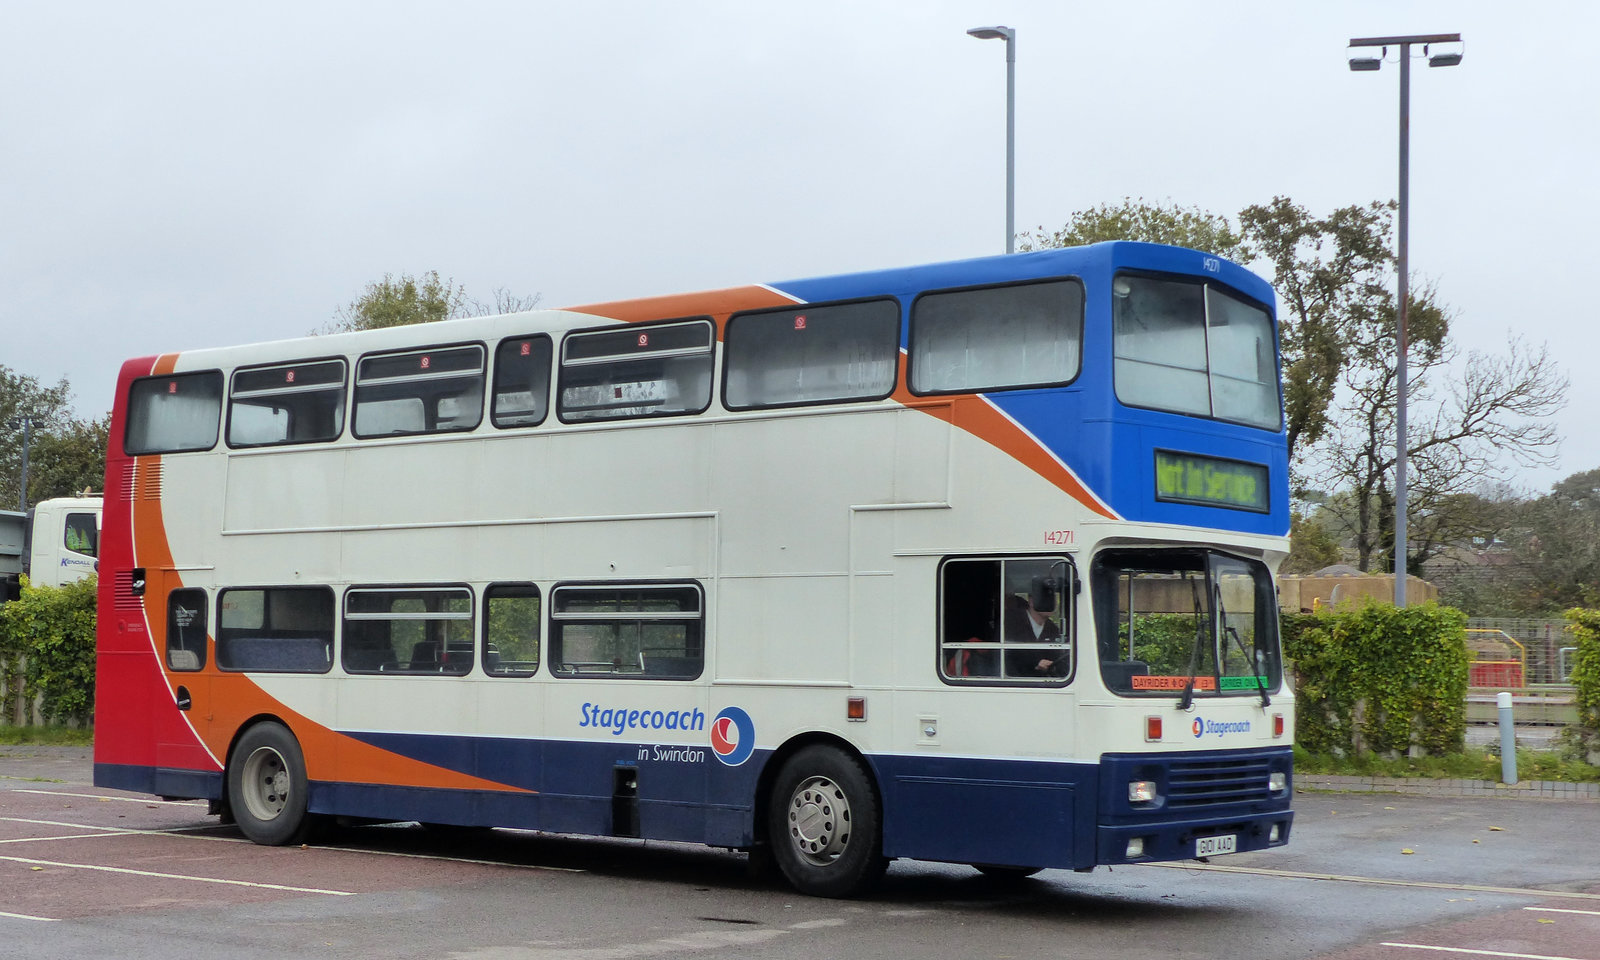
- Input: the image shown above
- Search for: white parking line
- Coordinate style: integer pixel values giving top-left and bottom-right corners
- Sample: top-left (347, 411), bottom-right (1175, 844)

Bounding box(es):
top-left (0, 910), bottom-right (59, 923)
top-left (0, 831), bottom-right (144, 845)
top-left (14, 789), bottom-right (203, 806)
top-left (1383, 943), bottom-right (1595, 960)
top-left (313, 841), bottom-right (586, 873)
top-left (1525, 907), bottom-right (1600, 918)
top-left (4, 813), bottom-right (583, 873)
top-left (0, 854), bottom-right (355, 895)
top-left (0, 816), bottom-right (230, 845)
top-left (1148, 862), bottom-right (1600, 901)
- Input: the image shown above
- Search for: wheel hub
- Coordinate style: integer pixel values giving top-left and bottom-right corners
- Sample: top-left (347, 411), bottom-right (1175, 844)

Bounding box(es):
top-left (242, 746), bottom-right (290, 821)
top-left (787, 776), bottom-right (851, 865)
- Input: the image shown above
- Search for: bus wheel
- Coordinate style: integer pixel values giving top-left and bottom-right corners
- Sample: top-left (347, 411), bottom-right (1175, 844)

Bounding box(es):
top-left (767, 746), bottom-right (886, 898)
top-left (228, 722), bottom-right (313, 846)
top-left (973, 864), bottom-right (1044, 880)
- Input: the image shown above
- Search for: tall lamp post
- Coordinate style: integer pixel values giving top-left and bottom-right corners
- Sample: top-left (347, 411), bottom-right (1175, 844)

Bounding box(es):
top-left (967, 25), bottom-right (1015, 254)
top-left (6, 416), bottom-right (30, 514)
top-left (1348, 32), bottom-right (1461, 607)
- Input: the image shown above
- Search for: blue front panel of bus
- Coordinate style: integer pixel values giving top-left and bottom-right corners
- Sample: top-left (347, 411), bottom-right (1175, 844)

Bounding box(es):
top-left (869, 754), bottom-right (1097, 869)
top-left (869, 746), bottom-right (1292, 870)
top-left (1095, 746), bottom-right (1294, 864)
top-left (772, 242), bottom-right (1291, 538)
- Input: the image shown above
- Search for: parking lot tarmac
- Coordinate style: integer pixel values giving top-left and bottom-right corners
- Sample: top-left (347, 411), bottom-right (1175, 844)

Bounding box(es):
top-left (3, 745), bottom-right (1597, 960)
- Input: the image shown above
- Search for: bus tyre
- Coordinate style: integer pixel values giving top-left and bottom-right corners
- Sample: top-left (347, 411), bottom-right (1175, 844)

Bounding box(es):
top-left (228, 722), bottom-right (313, 846)
top-left (768, 746), bottom-right (886, 898)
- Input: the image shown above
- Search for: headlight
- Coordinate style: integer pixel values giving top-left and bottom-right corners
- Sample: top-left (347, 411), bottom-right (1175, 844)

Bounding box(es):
top-left (1128, 780), bottom-right (1158, 803)
top-left (1268, 772), bottom-right (1288, 792)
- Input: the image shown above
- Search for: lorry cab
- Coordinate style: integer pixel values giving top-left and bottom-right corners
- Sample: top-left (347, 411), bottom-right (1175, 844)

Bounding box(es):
top-left (19, 496), bottom-right (102, 589)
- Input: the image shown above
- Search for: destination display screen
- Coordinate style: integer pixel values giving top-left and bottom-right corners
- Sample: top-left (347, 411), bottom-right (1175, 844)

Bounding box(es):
top-left (1154, 450), bottom-right (1269, 513)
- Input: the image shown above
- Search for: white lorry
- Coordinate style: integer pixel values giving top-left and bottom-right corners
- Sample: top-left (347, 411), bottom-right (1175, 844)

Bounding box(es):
top-left (0, 496), bottom-right (102, 600)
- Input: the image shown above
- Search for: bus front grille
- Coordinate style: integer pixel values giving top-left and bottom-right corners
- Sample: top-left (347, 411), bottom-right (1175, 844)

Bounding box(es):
top-left (1167, 756), bottom-right (1272, 807)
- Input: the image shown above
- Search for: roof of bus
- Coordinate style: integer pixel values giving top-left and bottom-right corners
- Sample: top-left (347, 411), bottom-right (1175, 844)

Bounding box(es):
top-left (123, 241), bottom-right (1273, 372)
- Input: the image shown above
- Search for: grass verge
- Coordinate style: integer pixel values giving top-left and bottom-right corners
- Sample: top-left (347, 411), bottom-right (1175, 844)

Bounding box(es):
top-left (1294, 743), bottom-right (1600, 783)
top-left (0, 725), bottom-right (93, 747)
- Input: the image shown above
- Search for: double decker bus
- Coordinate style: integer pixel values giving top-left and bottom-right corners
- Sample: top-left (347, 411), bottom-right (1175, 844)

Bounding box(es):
top-left (95, 241), bottom-right (1294, 897)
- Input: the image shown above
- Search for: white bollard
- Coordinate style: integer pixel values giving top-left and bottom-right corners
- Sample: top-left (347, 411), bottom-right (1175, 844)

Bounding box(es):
top-left (1496, 691), bottom-right (1518, 785)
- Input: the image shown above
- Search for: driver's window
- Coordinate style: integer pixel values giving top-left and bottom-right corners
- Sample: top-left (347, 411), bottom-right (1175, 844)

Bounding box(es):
top-left (939, 556), bottom-right (1074, 685)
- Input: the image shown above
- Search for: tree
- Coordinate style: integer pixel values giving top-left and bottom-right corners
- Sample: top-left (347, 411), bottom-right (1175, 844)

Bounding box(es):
top-left (323, 272), bottom-right (542, 334)
top-left (24, 414), bottom-right (110, 501)
top-left (1311, 326), bottom-right (1564, 572)
top-left (1421, 486), bottom-right (1529, 616)
top-left (1018, 198), bottom-right (1248, 260)
top-left (1484, 469), bottom-right (1600, 614)
top-left (467, 288), bottom-right (542, 316)
top-left (325, 271), bottom-right (467, 333)
top-left (1283, 509), bottom-right (1343, 575)
top-left (0, 365), bottom-right (74, 510)
top-left (1238, 198), bottom-right (1399, 463)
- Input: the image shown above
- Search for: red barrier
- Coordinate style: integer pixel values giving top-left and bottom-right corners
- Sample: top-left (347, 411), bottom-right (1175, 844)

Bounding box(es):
top-left (1469, 661), bottom-right (1524, 688)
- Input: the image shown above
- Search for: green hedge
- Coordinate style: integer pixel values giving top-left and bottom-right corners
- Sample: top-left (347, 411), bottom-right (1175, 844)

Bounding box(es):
top-left (1563, 609), bottom-right (1600, 747)
top-left (1282, 601), bottom-right (1468, 757)
top-left (0, 576), bottom-right (97, 726)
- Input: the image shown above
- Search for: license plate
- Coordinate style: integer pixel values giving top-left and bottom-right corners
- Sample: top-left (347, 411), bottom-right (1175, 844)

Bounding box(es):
top-left (1196, 833), bottom-right (1237, 857)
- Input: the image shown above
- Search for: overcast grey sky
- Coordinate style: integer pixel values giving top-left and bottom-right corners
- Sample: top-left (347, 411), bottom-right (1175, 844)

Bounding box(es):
top-left (3, 1), bottom-right (1594, 491)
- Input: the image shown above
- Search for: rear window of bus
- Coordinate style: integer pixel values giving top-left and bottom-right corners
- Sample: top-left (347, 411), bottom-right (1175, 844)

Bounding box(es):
top-left (125, 371), bottom-right (225, 455)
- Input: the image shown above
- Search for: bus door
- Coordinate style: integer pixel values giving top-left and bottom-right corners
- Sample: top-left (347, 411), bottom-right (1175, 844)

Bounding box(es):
top-left (154, 575), bottom-right (215, 781)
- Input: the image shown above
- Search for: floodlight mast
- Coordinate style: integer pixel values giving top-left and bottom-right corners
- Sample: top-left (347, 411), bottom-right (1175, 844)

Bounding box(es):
top-left (968, 25), bottom-right (1016, 254)
top-left (1347, 32), bottom-right (1462, 607)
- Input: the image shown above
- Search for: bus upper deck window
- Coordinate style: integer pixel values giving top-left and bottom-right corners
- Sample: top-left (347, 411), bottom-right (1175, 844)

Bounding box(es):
top-left (1113, 275), bottom-right (1280, 430)
top-left (228, 359), bottom-right (347, 447)
top-left (492, 335), bottom-right (553, 428)
top-left (723, 300), bottom-right (899, 410)
top-left (910, 279), bottom-right (1083, 395)
top-left (125, 371), bottom-right (224, 455)
top-left (354, 344), bottom-right (485, 438)
top-left (558, 319), bottom-right (714, 423)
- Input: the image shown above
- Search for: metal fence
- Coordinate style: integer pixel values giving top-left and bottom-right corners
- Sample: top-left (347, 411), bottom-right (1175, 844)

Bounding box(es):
top-left (1466, 618), bottom-right (1575, 686)
top-left (1464, 618), bottom-right (1577, 733)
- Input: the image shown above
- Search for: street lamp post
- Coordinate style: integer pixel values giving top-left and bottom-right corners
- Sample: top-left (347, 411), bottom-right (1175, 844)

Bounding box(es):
top-left (967, 25), bottom-right (1015, 254)
top-left (18, 416), bottom-right (27, 514)
top-left (5, 415), bottom-right (31, 514)
top-left (1348, 32), bottom-right (1461, 608)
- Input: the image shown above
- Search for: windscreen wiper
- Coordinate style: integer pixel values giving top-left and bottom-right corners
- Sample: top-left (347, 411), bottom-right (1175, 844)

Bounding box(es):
top-left (1176, 576), bottom-right (1207, 712)
top-left (1216, 586), bottom-right (1271, 708)
top-left (1225, 625), bottom-right (1271, 707)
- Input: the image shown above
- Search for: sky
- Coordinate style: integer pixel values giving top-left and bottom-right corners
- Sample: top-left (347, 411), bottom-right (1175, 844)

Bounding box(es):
top-left (3, 1), bottom-right (1596, 492)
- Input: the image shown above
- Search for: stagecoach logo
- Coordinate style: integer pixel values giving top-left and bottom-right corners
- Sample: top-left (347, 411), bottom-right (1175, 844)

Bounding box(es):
top-left (1192, 717), bottom-right (1253, 739)
top-left (710, 706), bottom-right (755, 766)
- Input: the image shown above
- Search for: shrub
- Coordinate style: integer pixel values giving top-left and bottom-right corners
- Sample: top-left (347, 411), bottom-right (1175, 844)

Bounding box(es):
top-left (1562, 609), bottom-right (1600, 759)
top-left (1283, 601), bottom-right (1468, 757)
top-left (0, 576), bottom-right (97, 726)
